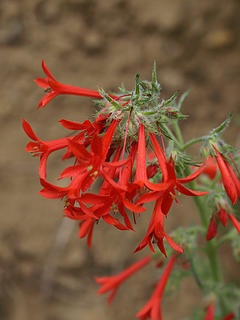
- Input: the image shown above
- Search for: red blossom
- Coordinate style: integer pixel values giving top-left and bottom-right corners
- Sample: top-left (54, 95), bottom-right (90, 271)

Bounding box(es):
top-left (134, 123), bottom-right (148, 187)
top-left (136, 255), bottom-right (176, 320)
top-left (217, 206), bottom-right (228, 227)
top-left (59, 114), bottom-right (109, 140)
top-left (23, 119), bottom-right (69, 179)
top-left (78, 217), bottom-right (95, 248)
top-left (203, 156), bottom-right (218, 180)
top-left (133, 125), bottom-right (170, 194)
top-left (204, 304), bottom-right (215, 320)
top-left (135, 199), bottom-right (183, 256)
top-left (63, 204), bottom-right (96, 247)
top-left (39, 120), bottom-right (128, 200)
top-left (147, 164), bottom-right (159, 179)
top-left (206, 216), bottom-right (218, 241)
top-left (228, 213), bottom-right (240, 234)
top-left (212, 145), bottom-right (240, 205)
top-left (222, 313), bottom-right (235, 320)
top-left (206, 204), bottom-right (240, 240)
top-left (80, 144), bottom-right (145, 231)
top-left (95, 255), bottom-right (151, 304)
top-left (60, 144), bottom-right (139, 233)
top-left (35, 60), bottom-right (107, 109)
top-left (137, 133), bottom-right (207, 216)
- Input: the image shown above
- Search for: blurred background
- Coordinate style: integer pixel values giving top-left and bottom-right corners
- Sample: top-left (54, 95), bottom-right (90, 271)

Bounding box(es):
top-left (0, 0), bottom-right (240, 319)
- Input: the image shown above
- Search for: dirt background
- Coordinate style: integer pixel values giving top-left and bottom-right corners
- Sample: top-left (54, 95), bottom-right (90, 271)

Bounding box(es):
top-left (0, 0), bottom-right (240, 319)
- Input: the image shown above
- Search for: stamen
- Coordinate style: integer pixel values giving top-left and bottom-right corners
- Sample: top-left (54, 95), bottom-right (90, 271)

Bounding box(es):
top-left (170, 191), bottom-right (176, 200)
top-left (90, 171), bottom-right (98, 176)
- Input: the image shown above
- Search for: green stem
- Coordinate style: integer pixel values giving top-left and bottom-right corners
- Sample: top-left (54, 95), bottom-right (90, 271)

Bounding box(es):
top-left (188, 249), bottom-right (203, 290)
top-left (161, 123), bottom-right (180, 146)
top-left (190, 182), bottom-right (222, 282)
top-left (216, 229), bottom-right (237, 248)
top-left (174, 121), bottom-right (222, 282)
top-left (181, 136), bottom-right (206, 151)
top-left (172, 120), bottom-right (230, 316)
top-left (172, 120), bottom-right (184, 145)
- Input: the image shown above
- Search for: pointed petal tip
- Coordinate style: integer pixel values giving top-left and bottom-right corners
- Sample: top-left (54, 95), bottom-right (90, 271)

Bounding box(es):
top-left (41, 59), bottom-right (46, 69)
top-left (37, 101), bottom-right (44, 109)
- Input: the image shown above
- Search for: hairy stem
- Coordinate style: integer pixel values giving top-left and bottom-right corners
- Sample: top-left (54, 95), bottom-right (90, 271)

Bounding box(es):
top-left (172, 120), bottom-right (184, 146)
top-left (181, 136), bottom-right (206, 151)
top-left (173, 121), bottom-right (223, 286)
top-left (187, 171), bottom-right (222, 283)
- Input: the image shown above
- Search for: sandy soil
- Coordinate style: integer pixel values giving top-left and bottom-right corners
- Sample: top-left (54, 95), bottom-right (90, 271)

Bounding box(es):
top-left (0, 0), bottom-right (240, 319)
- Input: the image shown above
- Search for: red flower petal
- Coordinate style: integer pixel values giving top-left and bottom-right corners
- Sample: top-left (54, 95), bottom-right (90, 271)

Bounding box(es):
top-left (177, 163), bottom-right (206, 184)
top-left (134, 123), bottom-right (147, 186)
top-left (206, 216), bottom-right (218, 240)
top-left (42, 60), bottom-right (55, 80)
top-left (69, 140), bottom-right (91, 160)
top-left (176, 183), bottom-right (208, 197)
top-left (213, 146), bottom-right (237, 204)
top-left (22, 119), bottom-right (39, 141)
top-left (222, 312), bottom-right (235, 320)
top-left (165, 233), bottom-right (183, 254)
top-left (122, 197), bottom-right (146, 213)
top-left (229, 214), bottom-right (240, 234)
top-left (149, 132), bottom-right (168, 179)
top-left (34, 77), bottom-right (49, 89)
top-left (217, 207), bottom-right (228, 227)
top-left (102, 214), bottom-right (129, 230)
top-left (204, 304), bottom-right (215, 320)
top-left (101, 120), bottom-right (119, 160)
top-left (59, 119), bottom-right (93, 131)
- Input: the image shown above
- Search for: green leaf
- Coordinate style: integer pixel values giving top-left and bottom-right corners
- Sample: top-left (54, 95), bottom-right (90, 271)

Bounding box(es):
top-left (177, 90), bottom-right (190, 111)
top-left (211, 113), bottom-right (233, 135)
top-left (163, 91), bottom-right (179, 107)
top-left (151, 61), bottom-right (161, 93)
top-left (135, 73), bottom-right (140, 96)
top-left (98, 88), bottom-right (122, 110)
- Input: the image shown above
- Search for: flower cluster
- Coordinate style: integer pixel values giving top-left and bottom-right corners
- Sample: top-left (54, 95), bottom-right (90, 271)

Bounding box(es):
top-left (24, 62), bottom-right (240, 320)
top-left (23, 61), bottom-right (209, 256)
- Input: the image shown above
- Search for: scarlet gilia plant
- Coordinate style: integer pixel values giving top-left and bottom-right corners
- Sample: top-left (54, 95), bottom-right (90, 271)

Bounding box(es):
top-left (23, 61), bottom-right (240, 319)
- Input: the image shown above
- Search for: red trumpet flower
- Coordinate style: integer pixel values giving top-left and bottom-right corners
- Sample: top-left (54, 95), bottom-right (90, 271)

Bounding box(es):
top-left (206, 204), bottom-right (240, 241)
top-left (135, 198), bottom-right (183, 256)
top-left (203, 156), bottom-right (218, 180)
top-left (95, 255), bottom-right (151, 304)
top-left (212, 145), bottom-right (240, 205)
top-left (137, 133), bottom-right (208, 216)
top-left (39, 120), bottom-right (127, 200)
top-left (23, 119), bottom-right (69, 179)
top-left (136, 255), bottom-right (176, 320)
top-left (35, 60), bottom-right (113, 109)
top-left (206, 216), bottom-right (218, 241)
top-left (204, 304), bottom-right (215, 320)
top-left (222, 313), bottom-right (235, 320)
